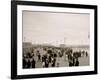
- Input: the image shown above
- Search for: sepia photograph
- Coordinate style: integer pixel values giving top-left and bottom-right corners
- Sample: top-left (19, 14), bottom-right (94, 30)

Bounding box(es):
top-left (22, 11), bottom-right (90, 69)
top-left (11, 1), bottom-right (97, 79)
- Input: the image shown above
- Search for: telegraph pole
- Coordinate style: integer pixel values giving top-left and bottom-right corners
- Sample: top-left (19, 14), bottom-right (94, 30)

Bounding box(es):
top-left (64, 37), bottom-right (66, 44)
top-left (24, 37), bottom-right (26, 42)
top-left (88, 32), bottom-right (90, 39)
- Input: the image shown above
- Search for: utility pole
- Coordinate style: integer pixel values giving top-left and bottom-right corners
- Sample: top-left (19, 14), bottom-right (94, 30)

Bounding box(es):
top-left (64, 37), bottom-right (66, 44)
top-left (88, 32), bottom-right (90, 39)
top-left (24, 37), bottom-right (26, 42)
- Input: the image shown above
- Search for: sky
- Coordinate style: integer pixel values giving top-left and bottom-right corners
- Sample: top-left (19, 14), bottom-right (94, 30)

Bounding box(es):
top-left (23, 11), bottom-right (90, 46)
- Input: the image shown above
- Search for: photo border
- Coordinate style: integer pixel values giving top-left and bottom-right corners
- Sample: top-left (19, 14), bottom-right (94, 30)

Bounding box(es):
top-left (11, 0), bottom-right (97, 79)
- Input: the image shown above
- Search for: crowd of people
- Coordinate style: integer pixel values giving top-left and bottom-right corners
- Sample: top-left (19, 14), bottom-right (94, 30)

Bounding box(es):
top-left (23, 46), bottom-right (88, 69)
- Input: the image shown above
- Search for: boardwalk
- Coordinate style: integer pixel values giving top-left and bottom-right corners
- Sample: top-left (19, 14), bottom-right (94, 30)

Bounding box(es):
top-left (34, 54), bottom-right (89, 68)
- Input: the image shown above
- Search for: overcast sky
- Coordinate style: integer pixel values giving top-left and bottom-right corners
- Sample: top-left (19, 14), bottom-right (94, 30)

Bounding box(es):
top-left (23, 11), bottom-right (90, 46)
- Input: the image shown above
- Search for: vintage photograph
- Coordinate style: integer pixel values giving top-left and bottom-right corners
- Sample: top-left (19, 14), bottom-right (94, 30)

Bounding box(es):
top-left (22, 11), bottom-right (90, 69)
top-left (11, 1), bottom-right (97, 79)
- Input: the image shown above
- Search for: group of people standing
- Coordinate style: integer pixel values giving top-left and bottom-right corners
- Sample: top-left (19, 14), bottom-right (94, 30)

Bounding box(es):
top-left (41, 49), bottom-right (57, 68)
top-left (65, 49), bottom-right (88, 67)
top-left (23, 52), bottom-right (36, 68)
top-left (23, 48), bottom-right (58, 68)
top-left (23, 47), bottom-right (88, 69)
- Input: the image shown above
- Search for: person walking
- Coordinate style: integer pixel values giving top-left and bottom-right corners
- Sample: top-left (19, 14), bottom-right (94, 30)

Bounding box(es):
top-left (75, 58), bottom-right (79, 66)
top-left (32, 58), bottom-right (36, 68)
